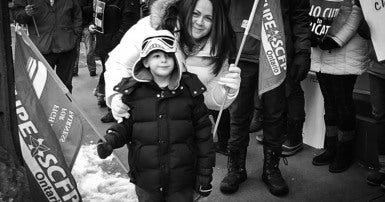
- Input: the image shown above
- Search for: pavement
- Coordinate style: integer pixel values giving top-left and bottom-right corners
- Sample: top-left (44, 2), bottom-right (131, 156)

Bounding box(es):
top-left (9, 23), bottom-right (385, 201)
top-left (71, 59), bottom-right (385, 202)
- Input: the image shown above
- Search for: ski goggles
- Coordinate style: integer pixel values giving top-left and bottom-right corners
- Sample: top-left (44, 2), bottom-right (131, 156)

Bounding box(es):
top-left (140, 30), bottom-right (177, 58)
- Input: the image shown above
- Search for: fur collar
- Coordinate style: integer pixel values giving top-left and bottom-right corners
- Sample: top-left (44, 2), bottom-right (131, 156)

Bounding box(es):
top-left (150, 0), bottom-right (181, 29)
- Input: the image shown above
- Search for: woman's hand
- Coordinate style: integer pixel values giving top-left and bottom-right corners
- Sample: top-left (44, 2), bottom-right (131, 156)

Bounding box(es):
top-left (110, 94), bottom-right (130, 123)
top-left (25, 4), bottom-right (36, 16)
top-left (218, 64), bottom-right (241, 95)
top-left (88, 24), bottom-right (97, 33)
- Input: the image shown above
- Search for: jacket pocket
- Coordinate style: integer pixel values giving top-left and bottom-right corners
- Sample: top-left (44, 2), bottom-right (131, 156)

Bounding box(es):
top-left (128, 142), bottom-right (142, 182)
top-left (54, 27), bottom-right (77, 52)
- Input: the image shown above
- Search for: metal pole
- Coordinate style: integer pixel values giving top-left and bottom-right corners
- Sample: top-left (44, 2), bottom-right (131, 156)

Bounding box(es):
top-left (212, 0), bottom-right (260, 139)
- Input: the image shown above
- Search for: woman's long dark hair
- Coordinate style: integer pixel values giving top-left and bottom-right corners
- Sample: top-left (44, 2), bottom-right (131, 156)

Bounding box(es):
top-left (178, 0), bottom-right (235, 76)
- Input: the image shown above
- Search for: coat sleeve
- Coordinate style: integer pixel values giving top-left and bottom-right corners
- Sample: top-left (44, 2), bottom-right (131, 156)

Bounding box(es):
top-left (289, 0), bottom-right (312, 54)
top-left (192, 94), bottom-right (215, 174)
top-left (104, 18), bottom-right (147, 106)
top-left (72, 0), bottom-right (83, 37)
top-left (13, 0), bottom-right (32, 24)
top-left (112, 0), bottom-right (141, 46)
top-left (104, 119), bottom-right (133, 149)
top-left (203, 59), bottom-right (239, 111)
top-left (330, 5), bottom-right (363, 47)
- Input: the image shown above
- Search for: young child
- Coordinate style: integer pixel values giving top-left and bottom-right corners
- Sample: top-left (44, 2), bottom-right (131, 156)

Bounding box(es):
top-left (96, 30), bottom-right (215, 201)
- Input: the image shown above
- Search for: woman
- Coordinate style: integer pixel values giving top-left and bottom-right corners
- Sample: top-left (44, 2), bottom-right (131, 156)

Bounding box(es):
top-left (311, 0), bottom-right (370, 173)
top-left (104, 0), bottom-right (240, 122)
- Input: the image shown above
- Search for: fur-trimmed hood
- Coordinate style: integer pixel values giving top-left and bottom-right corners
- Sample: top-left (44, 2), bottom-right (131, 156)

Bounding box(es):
top-left (149, 0), bottom-right (181, 29)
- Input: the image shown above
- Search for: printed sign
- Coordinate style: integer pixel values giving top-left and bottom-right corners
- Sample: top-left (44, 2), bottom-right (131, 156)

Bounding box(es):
top-left (94, 0), bottom-right (106, 34)
top-left (360, 0), bottom-right (385, 61)
top-left (309, 0), bottom-right (343, 42)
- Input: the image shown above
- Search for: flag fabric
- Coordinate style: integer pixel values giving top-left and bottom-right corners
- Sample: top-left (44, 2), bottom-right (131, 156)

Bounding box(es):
top-left (15, 30), bottom-right (83, 169)
top-left (359, 0), bottom-right (385, 61)
top-left (248, 0), bottom-right (287, 95)
top-left (309, 0), bottom-right (343, 42)
top-left (14, 30), bottom-right (82, 201)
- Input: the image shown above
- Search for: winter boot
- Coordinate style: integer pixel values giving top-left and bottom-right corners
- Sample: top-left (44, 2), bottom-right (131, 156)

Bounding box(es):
top-left (101, 109), bottom-right (116, 123)
top-left (367, 171), bottom-right (385, 186)
top-left (329, 131), bottom-right (355, 173)
top-left (262, 147), bottom-right (289, 196)
top-left (282, 119), bottom-right (304, 156)
top-left (220, 149), bottom-right (248, 194)
top-left (312, 126), bottom-right (338, 166)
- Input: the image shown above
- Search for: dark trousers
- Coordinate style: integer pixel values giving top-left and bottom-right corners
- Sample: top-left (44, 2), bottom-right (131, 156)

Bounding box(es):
top-left (97, 56), bottom-right (107, 95)
top-left (209, 109), bottom-right (230, 146)
top-left (229, 61), bottom-right (286, 150)
top-left (135, 186), bottom-right (193, 202)
top-left (44, 47), bottom-right (77, 92)
top-left (369, 74), bottom-right (385, 154)
top-left (285, 75), bottom-right (305, 122)
top-left (369, 74), bottom-right (385, 124)
top-left (316, 73), bottom-right (357, 131)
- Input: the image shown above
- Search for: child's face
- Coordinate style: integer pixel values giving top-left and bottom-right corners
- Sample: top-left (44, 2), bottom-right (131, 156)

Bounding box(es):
top-left (143, 50), bottom-right (175, 80)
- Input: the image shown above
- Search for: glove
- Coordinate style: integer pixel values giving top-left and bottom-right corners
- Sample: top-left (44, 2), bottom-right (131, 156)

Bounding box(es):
top-left (218, 64), bottom-right (241, 95)
top-left (25, 4), bottom-right (36, 16)
top-left (110, 94), bottom-right (130, 123)
top-left (97, 139), bottom-right (113, 159)
top-left (89, 24), bottom-right (97, 33)
top-left (318, 36), bottom-right (340, 50)
top-left (289, 51), bottom-right (311, 83)
top-left (194, 174), bottom-right (213, 197)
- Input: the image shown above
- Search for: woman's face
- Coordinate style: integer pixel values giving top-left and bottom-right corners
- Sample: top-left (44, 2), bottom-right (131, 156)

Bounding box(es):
top-left (191, 0), bottom-right (213, 40)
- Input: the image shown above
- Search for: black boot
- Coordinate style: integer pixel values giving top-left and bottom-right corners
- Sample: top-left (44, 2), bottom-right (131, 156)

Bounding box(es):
top-left (312, 126), bottom-right (338, 166)
top-left (220, 149), bottom-right (247, 194)
top-left (329, 132), bottom-right (355, 173)
top-left (262, 147), bottom-right (289, 196)
top-left (282, 119), bottom-right (304, 156)
top-left (312, 136), bottom-right (338, 166)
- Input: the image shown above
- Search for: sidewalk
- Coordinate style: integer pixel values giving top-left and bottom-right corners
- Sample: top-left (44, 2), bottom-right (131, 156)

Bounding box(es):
top-left (70, 45), bottom-right (384, 201)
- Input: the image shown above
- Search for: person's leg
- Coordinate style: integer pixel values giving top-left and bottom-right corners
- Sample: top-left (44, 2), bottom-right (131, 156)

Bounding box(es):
top-left (250, 90), bottom-right (263, 133)
top-left (220, 61), bottom-right (258, 194)
top-left (327, 74), bottom-right (357, 173)
top-left (261, 82), bottom-right (288, 196)
top-left (72, 36), bottom-right (81, 76)
top-left (54, 48), bottom-right (77, 93)
top-left (96, 56), bottom-right (107, 107)
top-left (99, 56), bottom-right (116, 122)
top-left (367, 74), bottom-right (385, 186)
top-left (43, 52), bottom-right (59, 70)
top-left (312, 73), bottom-right (339, 166)
top-left (282, 75), bottom-right (305, 156)
top-left (83, 27), bottom-right (97, 76)
top-left (210, 109), bottom-right (230, 155)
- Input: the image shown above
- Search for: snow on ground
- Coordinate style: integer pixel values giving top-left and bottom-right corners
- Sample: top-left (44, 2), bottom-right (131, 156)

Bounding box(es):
top-left (72, 144), bottom-right (138, 202)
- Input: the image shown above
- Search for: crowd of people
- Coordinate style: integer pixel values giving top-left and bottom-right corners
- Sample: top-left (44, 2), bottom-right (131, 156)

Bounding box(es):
top-left (10, 0), bottom-right (385, 201)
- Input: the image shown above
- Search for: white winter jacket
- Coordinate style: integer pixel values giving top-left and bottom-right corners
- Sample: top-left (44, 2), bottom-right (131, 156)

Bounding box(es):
top-left (310, 2), bottom-right (370, 75)
top-left (104, 0), bottom-right (237, 110)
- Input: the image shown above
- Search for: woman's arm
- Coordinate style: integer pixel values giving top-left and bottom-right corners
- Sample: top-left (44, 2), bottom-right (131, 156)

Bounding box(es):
top-left (204, 62), bottom-right (240, 110)
top-left (104, 17), bottom-right (152, 106)
top-left (331, 5), bottom-right (363, 46)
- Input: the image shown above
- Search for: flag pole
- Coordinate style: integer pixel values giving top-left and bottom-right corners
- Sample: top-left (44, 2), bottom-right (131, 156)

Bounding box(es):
top-left (212, 0), bottom-right (260, 140)
top-left (26, 0), bottom-right (40, 37)
top-left (17, 29), bottom-right (129, 173)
